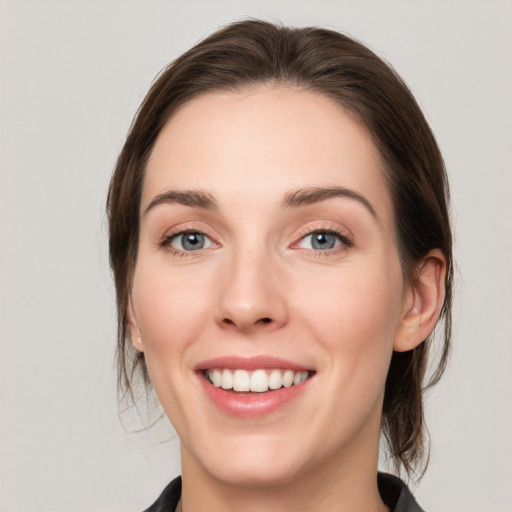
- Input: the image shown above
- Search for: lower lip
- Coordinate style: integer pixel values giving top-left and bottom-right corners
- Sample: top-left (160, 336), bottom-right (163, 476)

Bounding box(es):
top-left (198, 374), bottom-right (312, 417)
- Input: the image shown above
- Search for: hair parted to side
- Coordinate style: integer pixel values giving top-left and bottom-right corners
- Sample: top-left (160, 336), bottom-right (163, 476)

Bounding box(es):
top-left (107, 19), bottom-right (453, 479)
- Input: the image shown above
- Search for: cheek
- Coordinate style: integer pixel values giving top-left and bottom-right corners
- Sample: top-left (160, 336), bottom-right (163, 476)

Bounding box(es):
top-left (130, 262), bottom-right (213, 361)
top-left (295, 261), bottom-right (403, 372)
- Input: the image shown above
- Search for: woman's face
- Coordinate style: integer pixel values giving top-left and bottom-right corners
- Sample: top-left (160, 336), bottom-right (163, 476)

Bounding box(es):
top-left (129, 88), bottom-right (414, 486)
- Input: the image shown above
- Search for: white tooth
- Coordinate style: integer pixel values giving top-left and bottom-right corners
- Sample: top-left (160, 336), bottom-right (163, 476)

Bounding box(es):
top-left (211, 369), bottom-right (222, 387)
top-left (233, 369), bottom-right (250, 392)
top-left (282, 369), bottom-right (294, 388)
top-left (250, 369), bottom-right (269, 392)
top-left (221, 369), bottom-right (233, 390)
top-left (301, 370), bottom-right (309, 383)
top-left (268, 369), bottom-right (283, 390)
top-left (293, 371), bottom-right (302, 385)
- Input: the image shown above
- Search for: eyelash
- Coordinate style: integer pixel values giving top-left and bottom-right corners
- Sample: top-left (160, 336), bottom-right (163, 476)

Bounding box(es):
top-left (159, 225), bottom-right (354, 257)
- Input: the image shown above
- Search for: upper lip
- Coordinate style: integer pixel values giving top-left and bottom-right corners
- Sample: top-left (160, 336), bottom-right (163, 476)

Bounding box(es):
top-left (194, 355), bottom-right (313, 372)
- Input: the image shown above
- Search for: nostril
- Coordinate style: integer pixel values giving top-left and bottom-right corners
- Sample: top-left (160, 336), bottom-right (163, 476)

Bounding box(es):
top-left (220, 316), bottom-right (274, 329)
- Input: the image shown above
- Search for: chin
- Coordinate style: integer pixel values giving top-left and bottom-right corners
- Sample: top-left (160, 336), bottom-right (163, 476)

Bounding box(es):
top-left (181, 430), bottom-right (315, 488)
top-left (204, 454), bottom-right (307, 488)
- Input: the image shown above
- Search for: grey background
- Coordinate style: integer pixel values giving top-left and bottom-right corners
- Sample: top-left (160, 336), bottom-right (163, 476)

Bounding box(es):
top-left (1, 1), bottom-right (511, 511)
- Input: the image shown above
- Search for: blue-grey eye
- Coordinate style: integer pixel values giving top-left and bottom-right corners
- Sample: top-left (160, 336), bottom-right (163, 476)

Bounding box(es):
top-left (170, 232), bottom-right (212, 251)
top-left (298, 231), bottom-right (342, 250)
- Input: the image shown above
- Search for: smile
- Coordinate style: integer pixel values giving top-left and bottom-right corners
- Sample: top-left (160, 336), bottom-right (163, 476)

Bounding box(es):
top-left (206, 368), bottom-right (310, 393)
top-left (196, 357), bottom-right (315, 417)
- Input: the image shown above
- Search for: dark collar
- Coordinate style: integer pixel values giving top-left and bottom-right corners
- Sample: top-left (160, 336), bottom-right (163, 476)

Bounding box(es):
top-left (378, 473), bottom-right (425, 512)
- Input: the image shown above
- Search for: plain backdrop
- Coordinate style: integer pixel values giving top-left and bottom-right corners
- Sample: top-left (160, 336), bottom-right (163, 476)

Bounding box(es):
top-left (1, 1), bottom-right (511, 511)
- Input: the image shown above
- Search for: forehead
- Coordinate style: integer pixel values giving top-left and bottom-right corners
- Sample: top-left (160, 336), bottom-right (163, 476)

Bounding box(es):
top-left (143, 87), bottom-right (393, 222)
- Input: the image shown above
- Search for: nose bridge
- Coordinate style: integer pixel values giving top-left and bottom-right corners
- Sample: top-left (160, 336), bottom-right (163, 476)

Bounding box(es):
top-left (216, 240), bottom-right (287, 332)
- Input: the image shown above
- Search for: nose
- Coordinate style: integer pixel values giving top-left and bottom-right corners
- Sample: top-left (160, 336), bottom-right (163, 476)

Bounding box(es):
top-left (216, 249), bottom-right (288, 334)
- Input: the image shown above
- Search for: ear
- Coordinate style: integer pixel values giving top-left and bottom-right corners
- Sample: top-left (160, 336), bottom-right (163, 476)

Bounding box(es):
top-left (127, 296), bottom-right (145, 353)
top-left (394, 249), bottom-right (447, 352)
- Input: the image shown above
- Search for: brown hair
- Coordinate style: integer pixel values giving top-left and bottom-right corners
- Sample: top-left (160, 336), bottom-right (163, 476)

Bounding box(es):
top-left (107, 19), bottom-right (453, 478)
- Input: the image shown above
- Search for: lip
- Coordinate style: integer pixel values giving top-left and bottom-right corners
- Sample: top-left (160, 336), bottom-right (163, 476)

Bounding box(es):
top-left (194, 355), bottom-right (312, 372)
top-left (195, 356), bottom-right (314, 417)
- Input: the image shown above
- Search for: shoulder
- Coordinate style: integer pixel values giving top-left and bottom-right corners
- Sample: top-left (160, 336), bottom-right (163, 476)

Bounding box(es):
top-left (143, 476), bottom-right (182, 512)
top-left (378, 472), bottom-right (425, 512)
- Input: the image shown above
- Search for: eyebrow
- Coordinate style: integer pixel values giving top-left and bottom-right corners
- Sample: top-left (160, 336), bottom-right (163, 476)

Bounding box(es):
top-left (281, 186), bottom-right (378, 220)
top-left (143, 185), bottom-right (378, 220)
top-left (143, 189), bottom-right (218, 215)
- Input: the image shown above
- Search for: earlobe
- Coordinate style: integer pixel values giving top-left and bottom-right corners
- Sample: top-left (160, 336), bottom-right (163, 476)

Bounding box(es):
top-left (127, 296), bottom-right (144, 352)
top-left (394, 249), bottom-right (446, 352)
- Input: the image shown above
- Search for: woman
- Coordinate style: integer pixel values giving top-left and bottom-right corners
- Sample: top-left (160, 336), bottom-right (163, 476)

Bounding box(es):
top-left (107, 19), bottom-right (452, 512)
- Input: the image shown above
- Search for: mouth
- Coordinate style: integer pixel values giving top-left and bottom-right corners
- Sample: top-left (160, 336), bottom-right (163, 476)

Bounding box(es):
top-left (195, 357), bottom-right (315, 416)
top-left (204, 368), bottom-right (312, 393)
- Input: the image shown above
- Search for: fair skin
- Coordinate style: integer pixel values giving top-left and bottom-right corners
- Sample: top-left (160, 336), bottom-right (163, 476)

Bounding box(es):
top-left (128, 87), bottom-right (445, 512)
